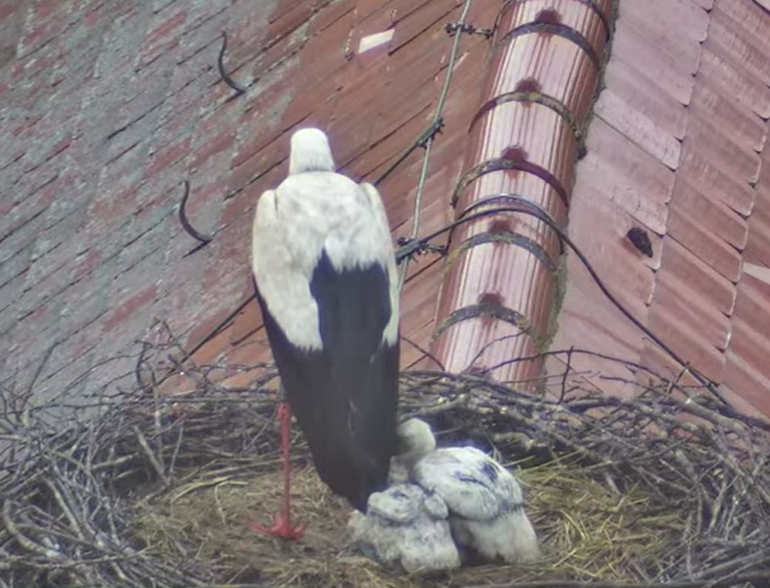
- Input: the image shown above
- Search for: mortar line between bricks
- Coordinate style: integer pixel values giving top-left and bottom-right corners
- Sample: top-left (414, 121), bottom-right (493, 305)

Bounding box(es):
top-left (104, 140), bottom-right (145, 166)
top-left (9, 206), bottom-right (176, 332)
top-left (175, 33), bottom-right (222, 66)
top-left (105, 99), bottom-right (167, 142)
top-left (16, 32), bottom-right (61, 62)
top-left (0, 203), bottom-right (51, 246)
top-left (31, 352), bottom-right (137, 403)
top-left (9, 170), bottom-right (60, 204)
top-left (1, 306), bottom-right (113, 384)
top-left (20, 139), bottom-right (73, 176)
top-left (0, 151), bottom-right (25, 174)
top-left (0, 258), bottom-right (32, 290)
top-left (152, 0), bottom-right (185, 17)
top-left (175, 7), bottom-right (230, 55)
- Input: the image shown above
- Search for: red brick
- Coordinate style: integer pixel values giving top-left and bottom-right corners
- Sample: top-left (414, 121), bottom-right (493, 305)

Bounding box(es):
top-left (136, 7), bottom-right (187, 69)
top-left (104, 284), bottom-right (158, 332)
top-left (145, 133), bottom-right (192, 177)
top-left (188, 128), bottom-right (236, 171)
top-left (70, 248), bottom-right (103, 282)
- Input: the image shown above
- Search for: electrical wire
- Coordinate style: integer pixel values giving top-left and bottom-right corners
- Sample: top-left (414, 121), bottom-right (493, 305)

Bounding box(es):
top-left (395, 200), bottom-right (728, 405)
top-left (397, 0), bottom-right (475, 291)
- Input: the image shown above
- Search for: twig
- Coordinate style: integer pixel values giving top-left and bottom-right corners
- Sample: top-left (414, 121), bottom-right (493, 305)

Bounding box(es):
top-left (132, 425), bottom-right (168, 487)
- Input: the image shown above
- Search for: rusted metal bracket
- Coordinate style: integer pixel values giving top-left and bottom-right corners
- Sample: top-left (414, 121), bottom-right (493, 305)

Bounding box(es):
top-left (178, 180), bottom-right (213, 255)
top-left (445, 22), bottom-right (493, 39)
top-left (217, 31), bottom-right (246, 99)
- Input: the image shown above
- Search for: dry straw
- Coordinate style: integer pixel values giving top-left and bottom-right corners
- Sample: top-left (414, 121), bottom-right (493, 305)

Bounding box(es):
top-left (1, 338), bottom-right (769, 588)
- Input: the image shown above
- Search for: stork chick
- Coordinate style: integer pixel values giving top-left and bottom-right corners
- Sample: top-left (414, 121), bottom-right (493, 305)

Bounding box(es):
top-left (394, 418), bottom-right (541, 564)
top-left (349, 483), bottom-right (461, 573)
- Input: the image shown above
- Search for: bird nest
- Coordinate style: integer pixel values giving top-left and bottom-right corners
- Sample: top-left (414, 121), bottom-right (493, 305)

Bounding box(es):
top-left (1, 347), bottom-right (770, 588)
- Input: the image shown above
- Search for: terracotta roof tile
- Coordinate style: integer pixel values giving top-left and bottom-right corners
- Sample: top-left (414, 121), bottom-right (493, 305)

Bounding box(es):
top-left (646, 306), bottom-right (726, 384)
top-left (652, 278), bottom-right (731, 353)
top-left (698, 44), bottom-right (770, 119)
top-left (666, 184), bottom-right (744, 284)
top-left (619, 0), bottom-right (707, 75)
top-left (743, 210), bottom-right (770, 269)
top-left (719, 0), bottom-right (770, 36)
top-left (551, 0), bottom-right (770, 415)
top-left (600, 57), bottom-right (687, 140)
top-left (564, 181), bottom-right (657, 319)
top-left (680, 151), bottom-right (755, 218)
top-left (8, 0), bottom-right (770, 421)
top-left (657, 236), bottom-right (736, 317)
top-left (579, 117), bottom-right (674, 234)
top-left (724, 319), bottom-right (770, 397)
top-left (594, 85), bottom-right (681, 170)
top-left (669, 177), bottom-right (749, 252)
top-left (690, 82), bottom-right (767, 155)
top-left (685, 116), bottom-right (762, 186)
top-left (708, 4), bottom-right (770, 86)
top-left (720, 359), bottom-right (770, 418)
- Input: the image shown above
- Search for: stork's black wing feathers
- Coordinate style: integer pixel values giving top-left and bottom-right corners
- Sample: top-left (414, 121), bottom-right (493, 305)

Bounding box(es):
top-left (254, 252), bottom-right (399, 511)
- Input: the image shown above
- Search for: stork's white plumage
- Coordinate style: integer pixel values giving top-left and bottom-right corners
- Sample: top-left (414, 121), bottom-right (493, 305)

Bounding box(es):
top-left (250, 128), bottom-right (400, 539)
top-left (394, 418), bottom-right (540, 564)
top-left (348, 483), bottom-right (461, 573)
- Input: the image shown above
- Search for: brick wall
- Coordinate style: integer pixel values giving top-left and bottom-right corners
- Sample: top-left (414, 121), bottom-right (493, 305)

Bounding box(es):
top-left (0, 0), bottom-right (289, 409)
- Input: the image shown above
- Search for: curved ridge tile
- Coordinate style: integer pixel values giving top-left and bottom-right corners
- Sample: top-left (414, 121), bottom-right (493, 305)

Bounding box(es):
top-left (431, 0), bottom-right (612, 385)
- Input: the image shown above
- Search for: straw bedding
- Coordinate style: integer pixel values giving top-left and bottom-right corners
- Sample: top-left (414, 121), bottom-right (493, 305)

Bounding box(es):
top-left (1, 347), bottom-right (769, 588)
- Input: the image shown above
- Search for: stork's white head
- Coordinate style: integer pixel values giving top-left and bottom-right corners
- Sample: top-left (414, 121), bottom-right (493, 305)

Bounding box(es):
top-left (289, 127), bottom-right (335, 175)
top-left (395, 418), bottom-right (437, 470)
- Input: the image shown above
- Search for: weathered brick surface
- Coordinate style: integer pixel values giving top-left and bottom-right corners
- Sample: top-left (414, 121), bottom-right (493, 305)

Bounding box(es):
top-left (0, 0), bottom-right (480, 410)
top-left (0, 0), bottom-right (283, 408)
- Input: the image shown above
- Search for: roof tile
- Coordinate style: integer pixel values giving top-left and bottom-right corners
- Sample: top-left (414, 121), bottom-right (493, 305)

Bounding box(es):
top-left (723, 319), bottom-right (770, 411)
top-left (733, 274), bottom-right (770, 338)
top-left (566, 184), bottom-right (657, 317)
top-left (657, 235), bottom-right (736, 317)
top-left (594, 87), bottom-right (681, 169)
top-left (677, 144), bottom-right (755, 216)
top-left (720, 358), bottom-right (770, 419)
top-left (698, 43), bottom-right (770, 119)
top-left (690, 81), bottom-right (767, 155)
top-left (580, 117), bottom-right (674, 234)
top-left (646, 302), bottom-right (726, 384)
top-left (743, 205), bottom-right (770, 268)
top-left (666, 186), bottom-right (744, 283)
top-left (652, 277), bottom-right (731, 352)
top-left (708, 4), bottom-right (770, 87)
top-left (601, 57), bottom-right (687, 140)
top-left (619, 0), bottom-right (707, 75)
top-left (669, 177), bottom-right (748, 251)
top-left (684, 114), bottom-right (762, 186)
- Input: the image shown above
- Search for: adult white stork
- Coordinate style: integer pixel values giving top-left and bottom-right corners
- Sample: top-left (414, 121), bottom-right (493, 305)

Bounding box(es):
top-left (249, 127), bottom-right (400, 540)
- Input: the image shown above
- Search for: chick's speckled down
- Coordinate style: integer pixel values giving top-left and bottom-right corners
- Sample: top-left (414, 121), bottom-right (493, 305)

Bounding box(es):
top-left (348, 483), bottom-right (460, 573)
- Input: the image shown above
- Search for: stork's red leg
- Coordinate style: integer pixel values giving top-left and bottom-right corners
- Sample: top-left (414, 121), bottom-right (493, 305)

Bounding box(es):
top-left (246, 402), bottom-right (304, 540)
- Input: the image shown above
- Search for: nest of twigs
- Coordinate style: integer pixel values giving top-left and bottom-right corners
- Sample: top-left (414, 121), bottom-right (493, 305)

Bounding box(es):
top-left (1, 345), bottom-right (770, 588)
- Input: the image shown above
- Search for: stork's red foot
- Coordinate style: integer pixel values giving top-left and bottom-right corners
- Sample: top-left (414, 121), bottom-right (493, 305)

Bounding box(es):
top-left (246, 513), bottom-right (304, 541)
